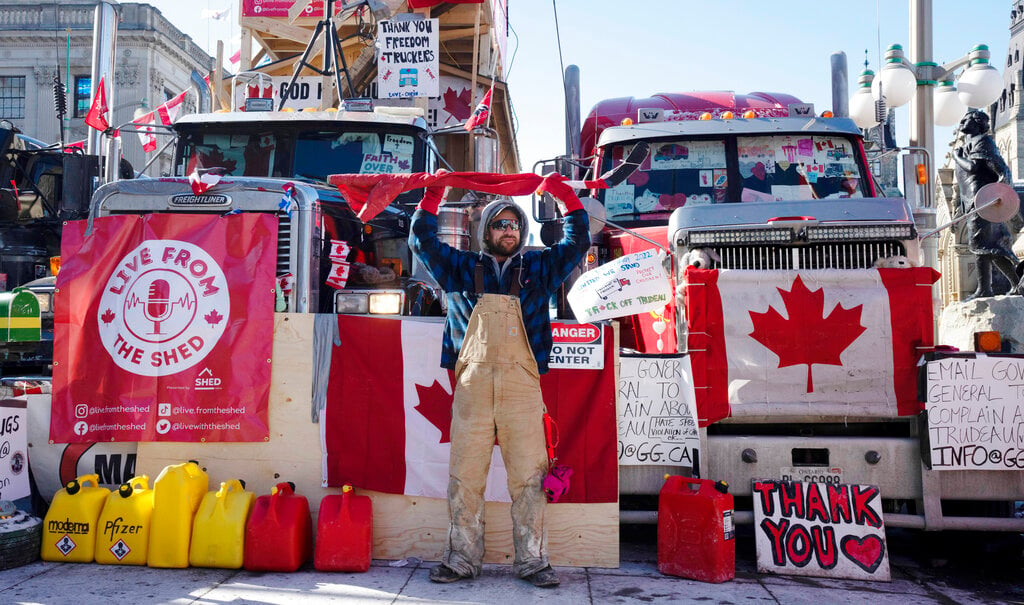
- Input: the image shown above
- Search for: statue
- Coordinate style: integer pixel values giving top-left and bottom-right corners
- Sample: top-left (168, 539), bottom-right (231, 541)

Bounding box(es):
top-left (952, 109), bottom-right (1024, 298)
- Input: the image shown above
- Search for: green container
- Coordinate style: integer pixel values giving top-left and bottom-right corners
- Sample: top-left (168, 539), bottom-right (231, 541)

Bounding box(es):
top-left (0, 288), bottom-right (40, 342)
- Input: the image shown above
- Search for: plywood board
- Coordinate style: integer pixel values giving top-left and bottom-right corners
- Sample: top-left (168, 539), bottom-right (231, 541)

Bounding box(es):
top-left (138, 313), bottom-right (619, 568)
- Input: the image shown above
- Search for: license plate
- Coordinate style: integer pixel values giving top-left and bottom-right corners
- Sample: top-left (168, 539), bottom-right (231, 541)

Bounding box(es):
top-left (779, 466), bottom-right (843, 485)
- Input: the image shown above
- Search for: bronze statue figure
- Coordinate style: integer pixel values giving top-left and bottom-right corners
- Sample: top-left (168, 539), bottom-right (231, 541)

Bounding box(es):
top-left (952, 109), bottom-right (1024, 298)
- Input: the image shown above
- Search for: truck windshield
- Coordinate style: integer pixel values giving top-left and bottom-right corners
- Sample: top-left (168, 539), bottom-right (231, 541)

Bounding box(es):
top-left (177, 128), bottom-right (420, 182)
top-left (600, 133), bottom-right (868, 222)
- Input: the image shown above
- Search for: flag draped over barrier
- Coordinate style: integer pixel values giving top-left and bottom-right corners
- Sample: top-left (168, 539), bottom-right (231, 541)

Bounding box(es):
top-left (322, 316), bottom-right (618, 504)
top-left (683, 267), bottom-right (938, 426)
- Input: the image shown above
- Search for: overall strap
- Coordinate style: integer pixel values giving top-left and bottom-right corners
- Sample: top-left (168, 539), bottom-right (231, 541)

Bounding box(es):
top-left (474, 260), bottom-right (523, 296)
top-left (474, 262), bottom-right (485, 294)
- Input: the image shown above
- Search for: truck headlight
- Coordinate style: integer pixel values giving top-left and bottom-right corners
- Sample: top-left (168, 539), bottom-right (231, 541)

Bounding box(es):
top-left (335, 292), bottom-right (369, 314)
top-left (369, 292), bottom-right (403, 315)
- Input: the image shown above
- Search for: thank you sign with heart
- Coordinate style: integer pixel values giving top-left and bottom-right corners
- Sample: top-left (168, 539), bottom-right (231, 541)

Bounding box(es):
top-left (752, 479), bottom-right (890, 581)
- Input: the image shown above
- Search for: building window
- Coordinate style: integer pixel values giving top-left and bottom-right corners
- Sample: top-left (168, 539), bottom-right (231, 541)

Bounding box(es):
top-left (0, 76), bottom-right (25, 119)
top-left (74, 76), bottom-right (92, 118)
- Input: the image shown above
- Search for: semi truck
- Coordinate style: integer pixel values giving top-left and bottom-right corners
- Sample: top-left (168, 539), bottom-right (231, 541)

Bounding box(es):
top-left (90, 104), bottom-right (443, 317)
top-left (553, 90), bottom-right (1023, 530)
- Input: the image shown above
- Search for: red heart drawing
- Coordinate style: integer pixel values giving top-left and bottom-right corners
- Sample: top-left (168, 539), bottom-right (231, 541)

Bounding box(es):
top-left (840, 534), bottom-right (885, 574)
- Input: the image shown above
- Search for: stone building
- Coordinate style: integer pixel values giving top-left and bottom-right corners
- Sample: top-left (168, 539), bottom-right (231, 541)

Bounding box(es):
top-left (0, 0), bottom-right (211, 175)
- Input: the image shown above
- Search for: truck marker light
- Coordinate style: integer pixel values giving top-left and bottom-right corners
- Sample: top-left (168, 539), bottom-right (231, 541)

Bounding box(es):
top-left (742, 110), bottom-right (756, 119)
top-left (821, 110), bottom-right (834, 118)
top-left (721, 111), bottom-right (734, 120)
top-left (916, 164), bottom-right (928, 185)
top-left (620, 117), bottom-right (633, 126)
top-left (974, 331), bottom-right (1001, 353)
top-left (699, 112), bottom-right (712, 120)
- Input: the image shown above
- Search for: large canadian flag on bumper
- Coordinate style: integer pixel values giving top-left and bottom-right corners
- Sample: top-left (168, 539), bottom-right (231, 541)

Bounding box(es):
top-left (684, 267), bottom-right (938, 425)
top-left (322, 316), bottom-right (617, 504)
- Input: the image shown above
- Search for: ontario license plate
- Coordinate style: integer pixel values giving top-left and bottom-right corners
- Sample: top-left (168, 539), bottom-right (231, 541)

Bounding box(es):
top-left (779, 466), bottom-right (843, 485)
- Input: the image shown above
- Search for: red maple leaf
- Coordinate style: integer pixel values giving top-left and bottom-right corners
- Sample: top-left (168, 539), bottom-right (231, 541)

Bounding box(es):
top-left (442, 87), bottom-right (472, 123)
top-left (100, 309), bottom-right (115, 323)
top-left (748, 275), bottom-right (866, 393)
top-left (414, 379), bottom-right (453, 443)
top-left (204, 309), bottom-right (224, 325)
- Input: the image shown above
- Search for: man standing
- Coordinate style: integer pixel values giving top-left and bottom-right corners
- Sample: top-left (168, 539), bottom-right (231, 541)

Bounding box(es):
top-left (409, 181), bottom-right (590, 588)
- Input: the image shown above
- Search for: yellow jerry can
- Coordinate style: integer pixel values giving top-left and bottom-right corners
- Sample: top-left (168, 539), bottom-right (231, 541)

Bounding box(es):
top-left (94, 476), bottom-right (154, 565)
top-left (41, 474), bottom-right (110, 563)
top-left (148, 461), bottom-right (208, 568)
top-left (0, 287), bottom-right (40, 342)
top-left (189, 479), bottom-right (255, 569)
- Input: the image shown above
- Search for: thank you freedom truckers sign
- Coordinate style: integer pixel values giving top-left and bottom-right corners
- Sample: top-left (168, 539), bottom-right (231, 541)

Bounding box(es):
top-left (52, 214), bottom-right (277, 443)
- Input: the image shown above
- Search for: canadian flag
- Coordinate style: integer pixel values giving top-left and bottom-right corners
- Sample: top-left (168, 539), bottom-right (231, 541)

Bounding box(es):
top-left (132, 91), bottom-right (187, 153)
top-left (464, 88), bottom-right (492, 132)
top-left (322, 316), bottom-right (618, 503)
top-left (157, 90), bottom-right (186, 125)
top-left (131, 110), bottom-right (158, 153)
top-left (684, 267), bottom-right (938, 425)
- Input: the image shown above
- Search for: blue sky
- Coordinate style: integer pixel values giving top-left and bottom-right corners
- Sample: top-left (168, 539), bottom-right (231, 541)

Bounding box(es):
top-left (152, 0), bottom-right (1013, 171)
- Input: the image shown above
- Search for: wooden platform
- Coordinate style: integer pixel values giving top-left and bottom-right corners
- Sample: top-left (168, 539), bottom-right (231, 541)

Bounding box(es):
top-left (137, 313), bottom-right (618, 568)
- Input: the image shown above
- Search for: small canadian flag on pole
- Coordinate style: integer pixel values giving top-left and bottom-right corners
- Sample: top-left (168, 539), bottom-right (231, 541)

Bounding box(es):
top-left (84, 75), bottom-right (110, 132)
top-left (464, 88), bottom-right (492, 132)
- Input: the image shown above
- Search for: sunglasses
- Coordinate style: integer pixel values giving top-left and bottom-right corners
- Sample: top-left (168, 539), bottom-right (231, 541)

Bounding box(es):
top-left (489, 218), bottom-right (521, 231)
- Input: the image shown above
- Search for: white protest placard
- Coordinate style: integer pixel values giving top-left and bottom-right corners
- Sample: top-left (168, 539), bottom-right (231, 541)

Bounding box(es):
top-left (549, 322), bottom-right (604, 370)
top-left (232, 76), bottom-right (324, 111)
top-left (752, 480), bottom-right (890, 581)
top-left (377, 18), bottom-right (439, 99)
top-left (567, 248), bottom-right (672, 323)
top-left (924, 355), bottom-right (1024, 470)
top-left (0, 399), bottom-right (30, 502)
top-left (617, 355), bottom-right (699, 467)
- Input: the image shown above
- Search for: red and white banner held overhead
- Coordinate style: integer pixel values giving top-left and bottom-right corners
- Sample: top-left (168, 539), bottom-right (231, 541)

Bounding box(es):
top-left (52, 213), bottom-right (278, 443)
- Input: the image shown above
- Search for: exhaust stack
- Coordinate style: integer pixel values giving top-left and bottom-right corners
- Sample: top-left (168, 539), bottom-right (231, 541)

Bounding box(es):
top-left (87, 0), bottom-right (119, 162)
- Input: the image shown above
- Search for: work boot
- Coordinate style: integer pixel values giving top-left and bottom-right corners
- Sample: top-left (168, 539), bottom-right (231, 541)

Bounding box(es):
top-left (429, 564), bottom-right (469, 584)
top-left (521, 565), bottom-right (560, 588)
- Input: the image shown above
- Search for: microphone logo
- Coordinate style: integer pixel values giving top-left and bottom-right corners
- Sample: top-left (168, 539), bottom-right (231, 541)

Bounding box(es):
top-left (144, 279), bottom-right (172, 334)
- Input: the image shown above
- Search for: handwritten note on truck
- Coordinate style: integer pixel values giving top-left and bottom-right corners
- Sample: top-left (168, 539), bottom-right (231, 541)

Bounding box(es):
top-left (923, 355), bottom-right (1024, 471)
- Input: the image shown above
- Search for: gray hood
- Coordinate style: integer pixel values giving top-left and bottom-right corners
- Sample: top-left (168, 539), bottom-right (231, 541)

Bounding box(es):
top-left (477, 199), bottom-right (529, 258)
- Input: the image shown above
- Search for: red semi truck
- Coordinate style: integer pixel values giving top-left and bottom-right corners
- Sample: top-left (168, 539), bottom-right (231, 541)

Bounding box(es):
top-left (552, 90), bottom-right (1023, 530)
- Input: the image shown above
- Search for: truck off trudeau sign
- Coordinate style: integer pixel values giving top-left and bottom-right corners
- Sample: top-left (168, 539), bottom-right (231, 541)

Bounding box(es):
top-left (377, 18), bottom-right (439, 99)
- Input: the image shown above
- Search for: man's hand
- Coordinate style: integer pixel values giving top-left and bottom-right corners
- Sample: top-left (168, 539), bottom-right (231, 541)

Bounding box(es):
top-left (418, 169), bottom-right (450, 214)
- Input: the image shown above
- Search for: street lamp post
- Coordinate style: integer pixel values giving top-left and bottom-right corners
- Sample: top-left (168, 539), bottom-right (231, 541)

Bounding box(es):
top-left (847, 0), bottom-right (1003, 283)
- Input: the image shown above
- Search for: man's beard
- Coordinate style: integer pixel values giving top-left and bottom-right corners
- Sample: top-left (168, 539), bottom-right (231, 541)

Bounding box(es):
top-left (486, 236), bottom-right (518, 257)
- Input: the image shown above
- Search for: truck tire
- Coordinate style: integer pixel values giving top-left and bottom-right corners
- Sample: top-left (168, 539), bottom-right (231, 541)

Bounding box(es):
top-left (0, 508), bottom-right (42, 570)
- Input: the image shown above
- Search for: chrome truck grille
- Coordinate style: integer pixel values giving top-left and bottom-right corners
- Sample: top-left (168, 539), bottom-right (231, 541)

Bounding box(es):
top-left (277, 215), bottom-right (292, 276)
top-left (710, 241), bottom-right (907, 270)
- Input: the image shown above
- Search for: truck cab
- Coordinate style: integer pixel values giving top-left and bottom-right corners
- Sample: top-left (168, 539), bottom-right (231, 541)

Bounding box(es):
top-left (91, 108), bottom-right (440, 316)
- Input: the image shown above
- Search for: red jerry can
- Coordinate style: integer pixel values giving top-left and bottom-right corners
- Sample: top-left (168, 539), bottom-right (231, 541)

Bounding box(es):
top-left (314, 485), bottom-right (372, 572)
top-left (244, 482), bottom-right (312, 572)
top-left (658, 476), bottom-right (735, 583)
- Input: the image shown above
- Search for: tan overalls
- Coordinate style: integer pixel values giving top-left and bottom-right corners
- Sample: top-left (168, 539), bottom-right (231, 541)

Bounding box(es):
top-left (443, 291), bottom-right (550, 579)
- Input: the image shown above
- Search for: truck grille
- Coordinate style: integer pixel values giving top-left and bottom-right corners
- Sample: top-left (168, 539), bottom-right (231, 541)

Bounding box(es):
top-left (711, 241), bottom-right (906, 270)
top-left (277, 215), bottom-right (292, 276)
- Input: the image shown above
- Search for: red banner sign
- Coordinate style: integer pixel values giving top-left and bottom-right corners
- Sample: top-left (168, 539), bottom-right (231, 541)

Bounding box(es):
top-left (52, 213), bottom-right (277, 443)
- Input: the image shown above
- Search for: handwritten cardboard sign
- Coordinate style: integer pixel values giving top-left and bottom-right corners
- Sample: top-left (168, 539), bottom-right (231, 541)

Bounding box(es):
top-left (567, 249), bottom-right (672, 323)
top-left (617, 355), bottom-right (699, 467)
top-left (377, 18), bottom-right (439, 99)
top-left (0, 399), bottom-right (30, 502)
top-left (924, 355), bottom-right (1024, 470)
top-left (753, 480), bottom-right (890, 581)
